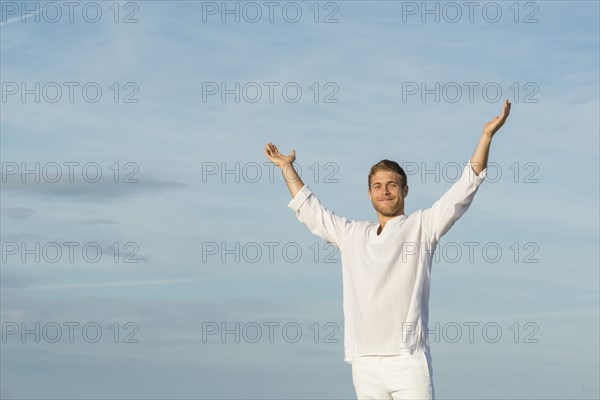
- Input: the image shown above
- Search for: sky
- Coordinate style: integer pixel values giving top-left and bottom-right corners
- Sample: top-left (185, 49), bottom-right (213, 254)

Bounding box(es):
top-left (0, 0), bottom-right (599, 399)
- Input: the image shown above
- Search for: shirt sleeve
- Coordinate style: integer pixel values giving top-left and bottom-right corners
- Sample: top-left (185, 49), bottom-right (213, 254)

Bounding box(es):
top-left (421, 162), bottom-right (487, 243)
top-left (287, 185), bottom-right (351, 247)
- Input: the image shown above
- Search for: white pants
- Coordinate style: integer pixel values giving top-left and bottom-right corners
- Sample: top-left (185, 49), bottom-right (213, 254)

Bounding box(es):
top-left (351, 350), bottom-right (435, 400)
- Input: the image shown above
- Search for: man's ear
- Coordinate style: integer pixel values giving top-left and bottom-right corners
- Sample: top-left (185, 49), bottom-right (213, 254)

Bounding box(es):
top-left (403, 184), bottom-right (409, 197)
top-left (367, 187), bottom-right (372, 200)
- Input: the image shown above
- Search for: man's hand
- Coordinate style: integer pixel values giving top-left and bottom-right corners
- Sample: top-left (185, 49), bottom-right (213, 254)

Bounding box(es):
top-left (264, 141), bottom-right (296, 169)
top-left (483, 98), bottom-right (511, 139)
top-left (264, 141), bottom-right (304, 198)
top-left (470, 99), bottom-right (512, 176)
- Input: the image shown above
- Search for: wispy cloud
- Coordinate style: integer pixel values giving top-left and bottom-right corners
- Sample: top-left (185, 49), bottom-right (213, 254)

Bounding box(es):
top-left (2, 178), bottom-right (186, 201)
top-left (0, 207), bottom-right (35, 219)
top-left (0, 10), bottom-right (41, 26)
top-left (8, 277), bottom-right (207, 291)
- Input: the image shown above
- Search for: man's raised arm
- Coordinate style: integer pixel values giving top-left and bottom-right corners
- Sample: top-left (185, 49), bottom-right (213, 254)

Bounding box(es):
top-left (469, 98), bottom-right (512, 175)
top-left (264, 141), bottom-right (351, 247)
top-left (264, 141), bottom-right (305, 198)
top-left (421, 100), bottom-right (512, 243)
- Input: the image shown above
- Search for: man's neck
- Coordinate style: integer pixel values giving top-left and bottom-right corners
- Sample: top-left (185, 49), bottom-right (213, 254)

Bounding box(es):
top-left (377, 212), bottom-right (405, 235)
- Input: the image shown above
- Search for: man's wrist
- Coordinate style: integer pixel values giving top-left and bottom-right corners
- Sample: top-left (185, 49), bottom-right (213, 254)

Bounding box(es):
top-left (481, 131), bottom-right (493, 142)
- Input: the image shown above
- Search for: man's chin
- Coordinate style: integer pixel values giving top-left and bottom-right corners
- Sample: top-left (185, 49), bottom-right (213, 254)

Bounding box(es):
top-left (374, 206), bottom-right (401, 217)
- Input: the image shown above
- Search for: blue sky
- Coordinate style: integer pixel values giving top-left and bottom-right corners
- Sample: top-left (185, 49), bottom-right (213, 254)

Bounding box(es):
top-left (1, 0), bottom-right (598, 398)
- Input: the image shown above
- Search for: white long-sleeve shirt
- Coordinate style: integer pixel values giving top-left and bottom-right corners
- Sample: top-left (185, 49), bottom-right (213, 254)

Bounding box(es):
top-left (287, 162), bottom-right (487, 363)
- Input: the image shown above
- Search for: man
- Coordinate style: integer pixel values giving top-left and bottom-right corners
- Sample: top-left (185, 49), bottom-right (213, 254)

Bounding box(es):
top-left (263, 99), bottom-right (511, 399)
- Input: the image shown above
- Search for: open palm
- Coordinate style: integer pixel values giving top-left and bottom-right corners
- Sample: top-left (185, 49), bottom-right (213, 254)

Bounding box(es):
top-left (483, 98), bottom-right (511, 138)
top-left (264, 142), bottom-right (295, 168)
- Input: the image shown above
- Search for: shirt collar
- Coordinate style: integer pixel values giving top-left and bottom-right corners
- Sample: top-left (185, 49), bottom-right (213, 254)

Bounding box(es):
top-left (375, 213), bottom-right (407, 228)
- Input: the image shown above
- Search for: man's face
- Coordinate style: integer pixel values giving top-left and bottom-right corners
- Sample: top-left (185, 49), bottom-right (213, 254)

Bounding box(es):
top-left (368, 170), bottom-right (408, 217)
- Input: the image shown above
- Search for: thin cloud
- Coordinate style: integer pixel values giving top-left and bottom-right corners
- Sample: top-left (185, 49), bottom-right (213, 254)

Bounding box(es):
top-left (10, 278), bottom-right (208, 291)
top-left (75, 219), bottom-right (119, 225)
top-left (0, 232), bottom-right (41, 241)
top-left (2, 178), bottom-right (187, 201)
top-left (0, 10), bottom-right (41, 26)
top-left (1, 207), bottom-right (35, 219)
